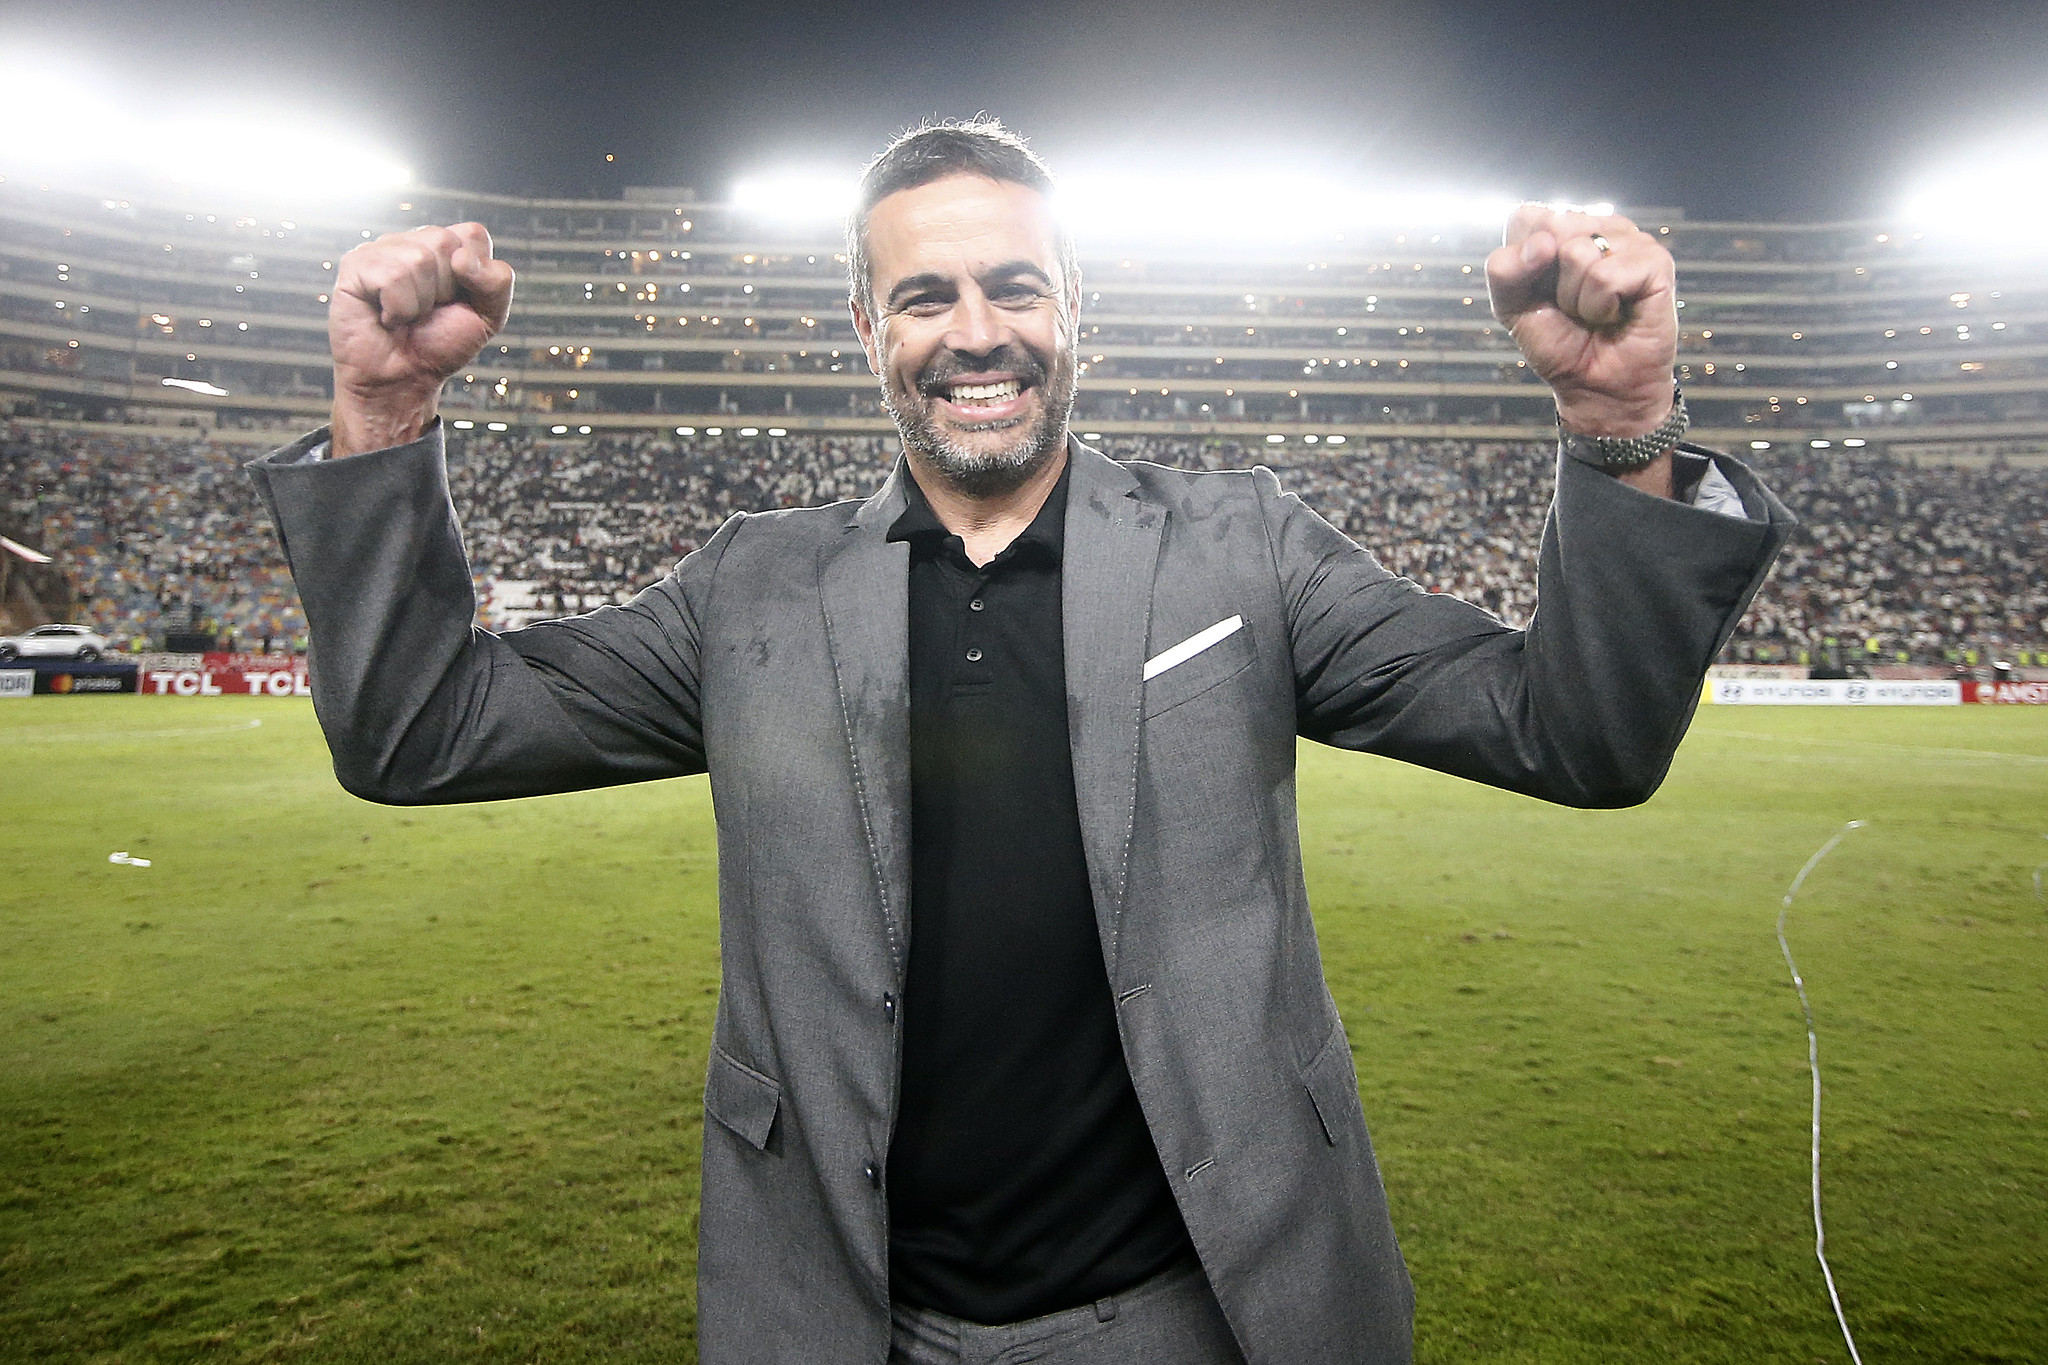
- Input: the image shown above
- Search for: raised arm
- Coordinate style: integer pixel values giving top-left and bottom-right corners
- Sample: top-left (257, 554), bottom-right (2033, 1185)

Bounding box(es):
top-left (250, 225), bottom-right (725, 804)
top-left (1275, 204), bottom-right (1793, 807)
top-left (1268, 449), bottom-right (1786, 808)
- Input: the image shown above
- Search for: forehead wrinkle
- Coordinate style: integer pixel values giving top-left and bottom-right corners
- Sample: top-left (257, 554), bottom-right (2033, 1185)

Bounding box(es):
top-left (865, 177), bottom-right (1063, 297)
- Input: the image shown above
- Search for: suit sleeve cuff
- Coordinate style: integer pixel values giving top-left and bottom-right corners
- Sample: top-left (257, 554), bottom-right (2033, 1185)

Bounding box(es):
top-left (247, 421), bottom-right (444, 471)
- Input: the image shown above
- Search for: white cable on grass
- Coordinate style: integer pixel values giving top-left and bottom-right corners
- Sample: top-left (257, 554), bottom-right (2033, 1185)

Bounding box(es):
top-left (1776, 819), bottom-right (1868, 1365)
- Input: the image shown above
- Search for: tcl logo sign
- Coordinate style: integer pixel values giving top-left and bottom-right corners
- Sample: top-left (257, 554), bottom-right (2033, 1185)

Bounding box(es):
top-left (145, 669), bottom-right (310, 696)
top-left (241, 670), bottom-right (311, 696)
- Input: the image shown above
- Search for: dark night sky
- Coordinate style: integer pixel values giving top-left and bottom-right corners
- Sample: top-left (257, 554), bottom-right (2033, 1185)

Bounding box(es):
top-left (5, 0), bottom-right (2046, 220)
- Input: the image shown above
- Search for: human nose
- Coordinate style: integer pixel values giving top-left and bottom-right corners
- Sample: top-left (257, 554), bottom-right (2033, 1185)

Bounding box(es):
top-left (942, 288), bottom-right (1009, 357)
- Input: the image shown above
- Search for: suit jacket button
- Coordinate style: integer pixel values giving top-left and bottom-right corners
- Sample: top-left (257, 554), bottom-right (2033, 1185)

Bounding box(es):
top-left (863, 1160), bottom-right (882, 1189)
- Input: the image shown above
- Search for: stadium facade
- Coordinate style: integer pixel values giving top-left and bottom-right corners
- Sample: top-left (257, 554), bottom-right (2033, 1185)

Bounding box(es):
top-left (2, 175), bottom-right (2044, 674)
top-left (2, 176), bottom-right (2045, 454)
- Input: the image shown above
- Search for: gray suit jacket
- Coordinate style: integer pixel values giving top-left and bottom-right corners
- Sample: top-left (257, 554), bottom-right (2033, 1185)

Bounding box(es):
top-left (250, 429), bottom-right (1790, 1364)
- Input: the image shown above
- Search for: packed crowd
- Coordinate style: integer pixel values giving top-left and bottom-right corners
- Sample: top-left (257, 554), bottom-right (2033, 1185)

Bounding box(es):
top-left (2, 422), bottom-right (2043, 669)
top-left (1, 423), bottom-right (302, 651)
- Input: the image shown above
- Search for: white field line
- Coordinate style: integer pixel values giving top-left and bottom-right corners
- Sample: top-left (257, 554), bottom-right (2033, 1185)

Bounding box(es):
top-left (1776, 820), bottom-right (1868, 1365)
top-left (1698, 726), bottom-right (2048, 765)
top-left (0, 718), bottom-right (263, 744)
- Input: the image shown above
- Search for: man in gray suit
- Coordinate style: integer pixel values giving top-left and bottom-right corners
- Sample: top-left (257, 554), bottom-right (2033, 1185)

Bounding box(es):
top-left (252, 120), bottom-right (1789, 1363)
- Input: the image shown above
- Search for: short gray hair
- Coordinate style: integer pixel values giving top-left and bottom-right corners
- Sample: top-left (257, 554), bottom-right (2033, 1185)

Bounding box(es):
top-left (846, 117), bottom-right (1077, 313)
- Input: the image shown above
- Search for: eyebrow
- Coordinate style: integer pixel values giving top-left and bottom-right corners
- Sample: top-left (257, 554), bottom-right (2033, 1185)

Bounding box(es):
top-left (885, 260), bottom-right (1056, 309)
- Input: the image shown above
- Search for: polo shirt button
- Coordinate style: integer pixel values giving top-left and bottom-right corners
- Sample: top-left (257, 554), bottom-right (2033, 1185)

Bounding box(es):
top-left (965, 647), bottom-right (983, 662)
top-left (863, 1160), bottom-right (882, 1189)
top-left (883, 992), bottom-right (897, 1022)
top-left (969, 598), bottom-right (985, 611)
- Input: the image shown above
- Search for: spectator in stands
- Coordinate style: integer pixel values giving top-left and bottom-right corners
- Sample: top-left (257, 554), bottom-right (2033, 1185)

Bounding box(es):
top-left (4, 422), bottom-right (2043, 667)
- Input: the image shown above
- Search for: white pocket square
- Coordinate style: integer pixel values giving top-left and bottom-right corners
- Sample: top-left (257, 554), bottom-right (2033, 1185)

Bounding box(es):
top-left (1143, 615), bottom-right (1244, 682)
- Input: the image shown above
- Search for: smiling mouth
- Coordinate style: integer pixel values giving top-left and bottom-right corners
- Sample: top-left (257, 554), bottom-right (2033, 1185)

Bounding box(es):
top-left (925, 375), bottom-right (1036, 426)
top-left (943, 378), bottom-right (1024, 406)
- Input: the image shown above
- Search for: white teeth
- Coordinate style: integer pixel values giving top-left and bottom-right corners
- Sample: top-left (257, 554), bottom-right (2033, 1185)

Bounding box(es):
top-left (948, 379), bottom-right (1022, 404)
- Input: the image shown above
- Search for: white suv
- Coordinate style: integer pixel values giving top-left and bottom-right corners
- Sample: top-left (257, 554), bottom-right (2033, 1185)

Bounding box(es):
top-left (0, 623), bottom-right (113, 662)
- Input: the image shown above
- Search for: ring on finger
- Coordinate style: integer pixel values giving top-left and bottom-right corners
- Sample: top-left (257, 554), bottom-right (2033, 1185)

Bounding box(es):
top-left (1590, 234), bottom-right (1613, 257)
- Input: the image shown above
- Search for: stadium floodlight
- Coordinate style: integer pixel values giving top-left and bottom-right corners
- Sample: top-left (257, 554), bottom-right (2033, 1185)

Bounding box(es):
top-left (148, 112), bottom-right (411, 201)
top-left (1899, 131), bottom-right (2048, 252)
top-left (1055, 168), bottom-right (1522, 246)
top-left (732, 171), bottom-right (858, 224)
top-left (0, 55), bottom-right (409, 202)
top-left (160, 377), bottom-right (228, 397)
top-left (731, 154), bottom-right (1593, 246)
top-left (0, 58), bottom-right (129, 171)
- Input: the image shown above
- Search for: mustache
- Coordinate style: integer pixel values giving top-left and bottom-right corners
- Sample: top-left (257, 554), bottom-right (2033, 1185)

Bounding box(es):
top-left (914, 345), bottom-right (1049, 398)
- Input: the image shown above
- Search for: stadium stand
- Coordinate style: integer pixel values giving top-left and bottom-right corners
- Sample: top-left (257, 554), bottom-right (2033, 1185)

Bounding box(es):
top-left (1, 175), bottom-right (2043, 669)
top-left (6, 422), bottom-right (2042, 669)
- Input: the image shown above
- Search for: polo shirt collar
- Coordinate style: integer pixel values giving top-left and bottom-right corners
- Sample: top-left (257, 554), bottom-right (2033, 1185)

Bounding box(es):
top-left (887, 456), bottom-right (1070, 565)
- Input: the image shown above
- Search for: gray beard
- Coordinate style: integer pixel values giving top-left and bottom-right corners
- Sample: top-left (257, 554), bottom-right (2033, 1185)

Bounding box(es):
top-left (884, 355), bottom-right (1077, 499)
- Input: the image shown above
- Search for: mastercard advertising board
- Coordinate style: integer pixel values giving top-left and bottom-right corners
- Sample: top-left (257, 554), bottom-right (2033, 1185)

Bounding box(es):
top-left (0, 662), bottom-right (141, 694)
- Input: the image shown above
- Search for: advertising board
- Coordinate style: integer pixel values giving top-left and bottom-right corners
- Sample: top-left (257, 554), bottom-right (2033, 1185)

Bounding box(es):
top-left (8, 662), bottom-right (143, 694)
top-left (1963, 680), bottom-right (2048, 704)
top-left (1707, 678), bottom-right (1961, 706)
top-left (139, 653), bottom-right (309, 697)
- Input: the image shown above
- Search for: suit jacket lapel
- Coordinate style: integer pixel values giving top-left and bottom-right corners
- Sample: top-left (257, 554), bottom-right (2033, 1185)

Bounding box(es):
top-left (1061, 439), bottom-right (1164, 972)
top-left (817, 461), bottom-right (914, 971)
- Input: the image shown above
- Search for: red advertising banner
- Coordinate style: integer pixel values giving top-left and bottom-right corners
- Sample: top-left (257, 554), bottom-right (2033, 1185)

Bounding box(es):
top-left (139, 653), bottom-right (309, 697)
top-left (1963, 680), bottom-right (2048, 704)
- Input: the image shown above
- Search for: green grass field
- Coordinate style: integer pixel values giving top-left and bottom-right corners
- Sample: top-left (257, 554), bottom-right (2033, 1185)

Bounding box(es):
top-left (1, 698), bottom-right (2043, 1364)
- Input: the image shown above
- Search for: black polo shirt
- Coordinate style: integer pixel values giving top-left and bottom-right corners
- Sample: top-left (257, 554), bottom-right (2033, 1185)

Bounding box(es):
top-left (883, 459), bottom-right (1194, 1324)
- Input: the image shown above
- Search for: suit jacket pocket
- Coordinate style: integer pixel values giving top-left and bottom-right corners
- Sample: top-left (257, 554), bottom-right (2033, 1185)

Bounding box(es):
top-left (1301, 1025), bottom-right (1362, 1148)
top-left (705, 1046), bottom-right (782, 1151)
top-left (1142, 617), bottom-right (1255, 720)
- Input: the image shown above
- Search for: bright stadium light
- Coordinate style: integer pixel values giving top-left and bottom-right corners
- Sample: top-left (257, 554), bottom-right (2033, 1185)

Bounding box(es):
top-left (1054, 169), bottom-right (1523, 245)
top-left (0, 56), bottom-right (128, 170)
top-left (729, 158), bottom-right (1561, 244)
top-left (150, 111), bottom-right (411, 199)
top-left (0, 54), bottom-right (409, 201)
top-left (1899, 131), bottom-right (2048, 251)
top-left (732, 171), bottom-right (858, 224)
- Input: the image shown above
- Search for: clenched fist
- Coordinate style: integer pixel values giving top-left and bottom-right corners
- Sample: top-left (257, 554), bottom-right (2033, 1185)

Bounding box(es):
top-left (329, 223), bottom-right (515, 457)
top-left (1486, 206), bottom-right (1678, 441)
